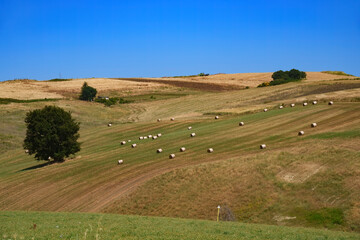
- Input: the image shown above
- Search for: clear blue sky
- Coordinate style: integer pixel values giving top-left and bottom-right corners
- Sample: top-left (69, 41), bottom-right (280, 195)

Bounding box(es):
top-left (0, 0), bottom-right (359, 81)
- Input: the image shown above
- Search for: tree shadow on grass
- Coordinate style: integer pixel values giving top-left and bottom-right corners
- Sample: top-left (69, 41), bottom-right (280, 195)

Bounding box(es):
top-left (19, 161), bottom-right (57, 172)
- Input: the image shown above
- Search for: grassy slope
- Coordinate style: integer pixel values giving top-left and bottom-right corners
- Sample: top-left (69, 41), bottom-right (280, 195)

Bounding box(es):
top-left (1, 211), bottom-right (359, 240)
top-left (0, 77), bottom-right (360, 234)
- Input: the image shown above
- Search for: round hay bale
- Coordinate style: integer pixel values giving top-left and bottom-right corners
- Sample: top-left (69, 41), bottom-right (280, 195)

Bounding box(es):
top-left (157, 148), bottom-right (163, 153)
top-left (139, 136), bottom-right (144, 140)
top-left (25, 149), bottom-right (29, 153)
top-left (108, 123), bottom-right (112, 127)
top-left (207, 148), bottom-right (214, 153)
top-left (190, 133), bottom-right (196, 137)
top-left (311, 123), bottom-right (317, 128)
top-left (312, 101), bottom-right (317, 105)
top-left (157, 119), bottom-right (161, 122)
top-left (121, 141), bottom-right (126, 145)
top-left (290, 103), bottom-right (295, 107)
top-left (279, 105), bottom-right (284, 109)
top-left (215, 116), bottom-right (219, 119)
top-left (264, 108), bottom-right (268, 112)
top-left (144, 136), bottom-right (148, 139)
top-left (152, 136), bottom-right (158, 140)
top-left (157, 133), bottom-right (162, 137)
top-left (303, 102), bottom-right (308, 106)
top-left (239, 122), bottom-right (244, 126)
top-left (260, 144), bottom-right (266, 149)
top-left (328, 101), bottom-right (334, 105)
top-left (148, 135), bottom-right (153, 138)
top-left (298, 131), bottom-right (305, 136)
top-left (170, 118), bottom-right (175, 121)
top-left (118, 160), bottom-right (123, 165)
top-left (128, 140), bottom-right (131, 142)
top-left (169, 153), bottom-right (175, 159)
top-left (180, 147), bottom-right (186, 152)
top-left (131, 143), bottom-right (137, 148)
top-left (188, 126), bottom-right (192, 130)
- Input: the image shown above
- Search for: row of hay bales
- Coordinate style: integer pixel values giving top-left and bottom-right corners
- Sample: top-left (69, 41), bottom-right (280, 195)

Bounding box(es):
top-left (272, 100), bottom-right (333, 110)
top-left (117, 100), bottom-right (334, 164)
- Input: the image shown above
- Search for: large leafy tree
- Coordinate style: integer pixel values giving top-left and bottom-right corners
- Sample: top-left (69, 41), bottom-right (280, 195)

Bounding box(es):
top-left (23, 106), bottom-right (80, 162)
top-left (79, 82), bottom-right (97, 101)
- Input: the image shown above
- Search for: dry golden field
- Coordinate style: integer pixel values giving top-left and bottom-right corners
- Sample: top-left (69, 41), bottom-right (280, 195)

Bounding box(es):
top-left (0, 72), bottom-right (359, 233)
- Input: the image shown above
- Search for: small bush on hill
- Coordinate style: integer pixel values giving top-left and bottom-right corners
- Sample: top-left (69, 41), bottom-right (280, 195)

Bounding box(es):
top-left (79, 82), bottom-right (97, 101)
top-left (198, 73), bottom-right (210, 76)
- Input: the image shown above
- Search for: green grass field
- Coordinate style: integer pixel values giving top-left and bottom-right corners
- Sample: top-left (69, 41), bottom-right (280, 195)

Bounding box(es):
top-left (0, 75), bottom-right (360, 237)
top-left (1, 211), bottom-right (359, 240)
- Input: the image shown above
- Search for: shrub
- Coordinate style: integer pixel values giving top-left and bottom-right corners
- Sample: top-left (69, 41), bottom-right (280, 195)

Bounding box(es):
top-left (23, 106), bottom-right (80, 162)
top-left (95, 97), bottom-right (134, 106)
top-left (257, 82), bottom-right (270, 87)
top-left (79, 82), bottom-right (97, 101)
top-left (198, 73), bottom-right (209, 76)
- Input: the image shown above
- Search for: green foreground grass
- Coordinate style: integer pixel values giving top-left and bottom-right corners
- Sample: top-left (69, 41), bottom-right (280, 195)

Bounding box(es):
top-left (1, 211), bottom-right (359, 240)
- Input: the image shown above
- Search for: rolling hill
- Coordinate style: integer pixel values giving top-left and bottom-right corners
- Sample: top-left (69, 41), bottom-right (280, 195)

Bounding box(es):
top-left (0, 72), bottom-right (359, 236)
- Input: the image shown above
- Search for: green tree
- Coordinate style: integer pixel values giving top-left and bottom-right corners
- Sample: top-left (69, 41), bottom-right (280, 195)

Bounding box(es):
top-left (23, 106), bottom-right (80, 162)
top-left (79, 82), bottom-right (97, 101)
top-left (271, 70), bottom-right (288, 80)
top-left (288, 68), bottom-right (306, 80)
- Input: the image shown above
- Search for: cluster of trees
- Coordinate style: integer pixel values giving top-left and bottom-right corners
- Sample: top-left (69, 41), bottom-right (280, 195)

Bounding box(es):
top-left (258, 69), bottom-right (306, 87)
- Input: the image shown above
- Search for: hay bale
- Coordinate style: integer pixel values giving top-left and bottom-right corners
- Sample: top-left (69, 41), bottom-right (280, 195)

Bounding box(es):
top-left (170, 118), bottom-right (175, 121)
top-left (25, 149), bottom-right (29, 153)
top-left (152, 136), bottom-right (158, 140)
top-left (279, 105), bottom-right (284, 109)
top-left (303, 102), bottom-right (308, 106)
top-left (329, 101), bottom-right (334, 105)
top-left (169, 153), bottom-right (175, 159)
top-left (207, 148), bottom-right (214, 153)
top-left (131, 143), bottom-right (137, 148)
top-left (157, 148), bottom-right (163, 153)
top-left (180, 147), bottom-right (186, 152)
top-left (311, 123), bottom-right (317, 128)
top-left (139, 136), bottom-right (144, 140)
top-left (188, 126), bottom-right (192, 130)
top-left (148, 135), bottom-right (153, 138)
top-left (290, 103), bottom-right (295, 107)
top-left (190, 133), bottom-right (196, 137)
top-left (260, 144), bottom-right (266, 149)
top-left (144, 136), bottom-right (148, 139)
top-left (312, 101), bottom-right (317, 105)
top-left (298, 131), bottom-right (305, 136)
top-left (157, 133), bottom-right (162, 137)
top-left (239, 122), bottom-right (244, 126)
top-left (128, 140), bottom-right (131, 142)
top-left (108, 123), bottom-right (112, 127)
top-left (121, 141), bottom-right (126, 145)
top-left (215, 116), bottom-right (219, 119)
top-left (118, 160), bottom-right (123, 165)
top-left (157, 119), bottom-right (161, 122)
top-left (264, 108), bottom-right (268, 112)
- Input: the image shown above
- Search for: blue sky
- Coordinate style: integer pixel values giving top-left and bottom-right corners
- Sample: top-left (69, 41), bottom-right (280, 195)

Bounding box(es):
top-left (0, 0), bottom-right (359, 80)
